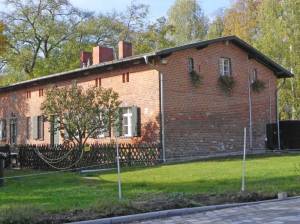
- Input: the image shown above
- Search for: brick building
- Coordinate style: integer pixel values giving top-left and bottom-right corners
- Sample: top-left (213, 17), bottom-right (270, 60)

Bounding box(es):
top-left (0, 36), bottom-right (293, 160)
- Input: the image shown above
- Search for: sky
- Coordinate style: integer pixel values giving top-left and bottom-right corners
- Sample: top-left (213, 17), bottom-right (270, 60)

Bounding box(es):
top-left (70, 0), bottom-right (232, 21)
top-left (0, 0), bottom-right (232, 21)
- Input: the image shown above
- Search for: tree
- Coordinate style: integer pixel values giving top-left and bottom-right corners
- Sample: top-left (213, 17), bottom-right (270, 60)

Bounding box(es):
top-left (207, 9), bottom-right (225, 39)
top-left (167, 0), bottom-right (208, 45)
top-left (223, 0), bottom-right (261, 43)
top-left (133, 17), bottom-right (175, 54)
top-left (253, 0), bottom-right (300, 120)
top-left (1, 0), bottom-right (90, 77)
top-left (41, 82), bottom-right (121, 149)
top-left (0, 21), bottom-right (7, 56)
top-left (120, 0), bottom-right (149, 41)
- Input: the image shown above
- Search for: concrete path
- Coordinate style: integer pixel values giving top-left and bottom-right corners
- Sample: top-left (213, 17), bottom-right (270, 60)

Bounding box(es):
top-left (132, 198), bottom-right (300, 224)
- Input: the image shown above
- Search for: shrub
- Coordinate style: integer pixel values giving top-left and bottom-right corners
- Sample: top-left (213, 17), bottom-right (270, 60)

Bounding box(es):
top-left (218, 76), bottom-right (235, 95)
top-left (189, 70), bottom-right (202, 87)
top-left (251, 79), bottom-right (266, 93)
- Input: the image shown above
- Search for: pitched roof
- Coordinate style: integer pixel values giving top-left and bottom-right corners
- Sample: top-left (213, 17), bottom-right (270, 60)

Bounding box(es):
top-left (0, 36), bottom-right (293, 93)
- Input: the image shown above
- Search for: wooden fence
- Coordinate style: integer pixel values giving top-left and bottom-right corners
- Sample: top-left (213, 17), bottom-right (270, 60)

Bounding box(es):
top-left (18, 144), bottom-right (161, 170)
top-left (0, 145), bottom-right (10, 168)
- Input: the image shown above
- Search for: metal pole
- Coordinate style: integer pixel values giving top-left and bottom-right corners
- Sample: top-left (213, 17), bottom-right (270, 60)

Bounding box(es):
top-left (248, 76), bottom-right (253, 149)
top-left (116, 137), bottom-right (122, 200)
top-left (160, 72), bottom-right (166, 162)
top-left (242, 127), bottom-right (247, 192)
top-left (0, 158), bottom-right (4, 187)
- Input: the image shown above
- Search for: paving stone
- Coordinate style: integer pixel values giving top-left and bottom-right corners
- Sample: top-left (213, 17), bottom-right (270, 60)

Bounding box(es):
top-left (131, 198), bottom-right (300, 224)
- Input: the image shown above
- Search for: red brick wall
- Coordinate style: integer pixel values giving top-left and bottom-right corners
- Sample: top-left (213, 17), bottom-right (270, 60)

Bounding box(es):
top-left (0, 65), bottom-right (160, 145)
top-left (157, 41), bottom-right (277, 159)
top-left (0, 40), bottom-right (279, 161)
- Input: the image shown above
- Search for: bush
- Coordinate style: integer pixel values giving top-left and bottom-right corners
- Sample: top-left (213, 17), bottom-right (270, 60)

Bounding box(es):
top-left (218, 76), bottom-right (235, 95)
top-left (251, 79), bottom-right (266, 93)
top-left (189, 70), bottom-right (202, 87)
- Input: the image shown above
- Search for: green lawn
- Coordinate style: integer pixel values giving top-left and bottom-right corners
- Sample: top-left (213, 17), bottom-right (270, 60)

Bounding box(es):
top-left (1, 154), bottom-right (300, 222)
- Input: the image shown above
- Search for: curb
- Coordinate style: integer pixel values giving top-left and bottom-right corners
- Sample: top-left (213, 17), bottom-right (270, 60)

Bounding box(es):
top-left (68, 196), bottom-right (300, 224)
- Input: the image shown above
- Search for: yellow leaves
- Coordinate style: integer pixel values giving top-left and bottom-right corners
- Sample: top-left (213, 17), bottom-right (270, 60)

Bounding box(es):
top-left (0, 21), bottom-right (7, 55)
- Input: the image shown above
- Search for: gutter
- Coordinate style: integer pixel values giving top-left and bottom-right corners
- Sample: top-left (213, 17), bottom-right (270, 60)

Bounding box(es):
top-left (144, 55), bottom-right (166, 163)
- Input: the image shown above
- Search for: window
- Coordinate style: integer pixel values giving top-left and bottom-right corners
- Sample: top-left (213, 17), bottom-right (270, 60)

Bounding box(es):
top-left (26, 91), bottom-right (31, 99)
top-left (126, 72), bottom-right (129, 82)
top-left (117, 106), bottom-right (140, 137)
top-left (38, 89), bottom-right (43, 97)
top-left (26, 117), bottom-right (31, 140)
top-left (252, 68), bottom-right (258, 83)
top-left (33, 116), bottom-right (44, 140)
top-left (219, 57), bottom-right (231, 76)
top-left (122, 107), bottom-right (133, 137)
top-left (37, 116), bottom-right (44, 140)
top-left (0, 119), bottom-right (6, 141)
top-left (95, 78), bottom-right (101, 87)
top-left (188, 57), bottom-right (194, 73)
top-left (9, 117), bottom-right (17, 144)
top-left (122, 72), bottom-right (129, 83)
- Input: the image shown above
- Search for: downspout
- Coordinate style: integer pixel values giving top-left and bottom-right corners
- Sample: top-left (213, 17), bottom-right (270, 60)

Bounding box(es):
top-left (276, 78), bottom-right (286, 150)
top-left (144, 55), bottom-right (166, 162)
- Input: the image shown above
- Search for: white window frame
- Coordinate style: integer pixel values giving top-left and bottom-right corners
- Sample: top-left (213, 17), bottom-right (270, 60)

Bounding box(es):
top-left (252, 68), bottom-right (258, 83)
top-left (0, 119), bottom-right (6, 140)
top-left (220, 57), bottom-right (231, 77)
top-left (188, 57), bottom-right (194, 73)
top-left (122, 107), bottom-right (133, 137)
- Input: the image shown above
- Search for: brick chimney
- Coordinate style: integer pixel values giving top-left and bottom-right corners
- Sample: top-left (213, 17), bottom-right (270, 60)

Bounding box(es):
top-left (80, 51), bottom-right (92, 68)
top-left (92, 46), bottom-right (114, 65)
top-left (118, 41), bottom-right (132, 59)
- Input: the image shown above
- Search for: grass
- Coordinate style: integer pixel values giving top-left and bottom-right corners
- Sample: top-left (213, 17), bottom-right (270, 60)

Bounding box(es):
top-left (1, 154), bottom-right (300, 222)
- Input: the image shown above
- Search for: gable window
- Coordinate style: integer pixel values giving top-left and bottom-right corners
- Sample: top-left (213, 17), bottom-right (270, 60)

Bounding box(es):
top-left (219, 57), bottom-right (232, 76)
top-left (0, 119), bottom-right (6, 141)
top-left (188, 57), bottom-right (194, 73)
top-left (26, 91), bottom-right (31, 99)
top-left (95, 78), bottom-right (101, 87)
top-left (252, 68), bottom-right (258, 82)
top-left (39, 89), bottom-right (43, 97)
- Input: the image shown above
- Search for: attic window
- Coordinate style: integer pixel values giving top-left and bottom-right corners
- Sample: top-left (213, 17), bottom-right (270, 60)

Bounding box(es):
top-left (252, 68), bottom-right (258, 82)
top-left (122, 72), bottom-right (129, 83)
top-left (188, 57), bottom-right (194, 73)
top-left (95, 78), bottom-right (101, 87)
top-left (26, 91), bottom-right (31, 99)
top-left (39, 89), bottom-right (43, 97)
top-left (219, 57), bottom-right (232, 76)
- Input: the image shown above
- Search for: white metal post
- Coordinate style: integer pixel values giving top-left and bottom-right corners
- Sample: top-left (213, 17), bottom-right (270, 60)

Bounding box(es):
top-left (248, 76), bottom-right (253, 149)
top-left (160, 72), bottom-right (166, 162)
top-left (242, 127), bottom-right (247, 192)
top-left (116, 137), bottom-right (122, 200)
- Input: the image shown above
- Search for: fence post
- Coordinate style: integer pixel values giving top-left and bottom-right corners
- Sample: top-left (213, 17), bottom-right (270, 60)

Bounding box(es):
top-left (0, 157), bottom-right (4, 187)
top-left (241, 127), bottom-right (247, 192)
top-left (116, 137), bottom-right (122, 200)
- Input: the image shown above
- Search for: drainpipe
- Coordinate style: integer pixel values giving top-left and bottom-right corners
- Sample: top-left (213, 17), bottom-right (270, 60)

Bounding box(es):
top-left (144, 55), bottom-right (166, 162)
top-left (276, 78), bottom-right (286, 150)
